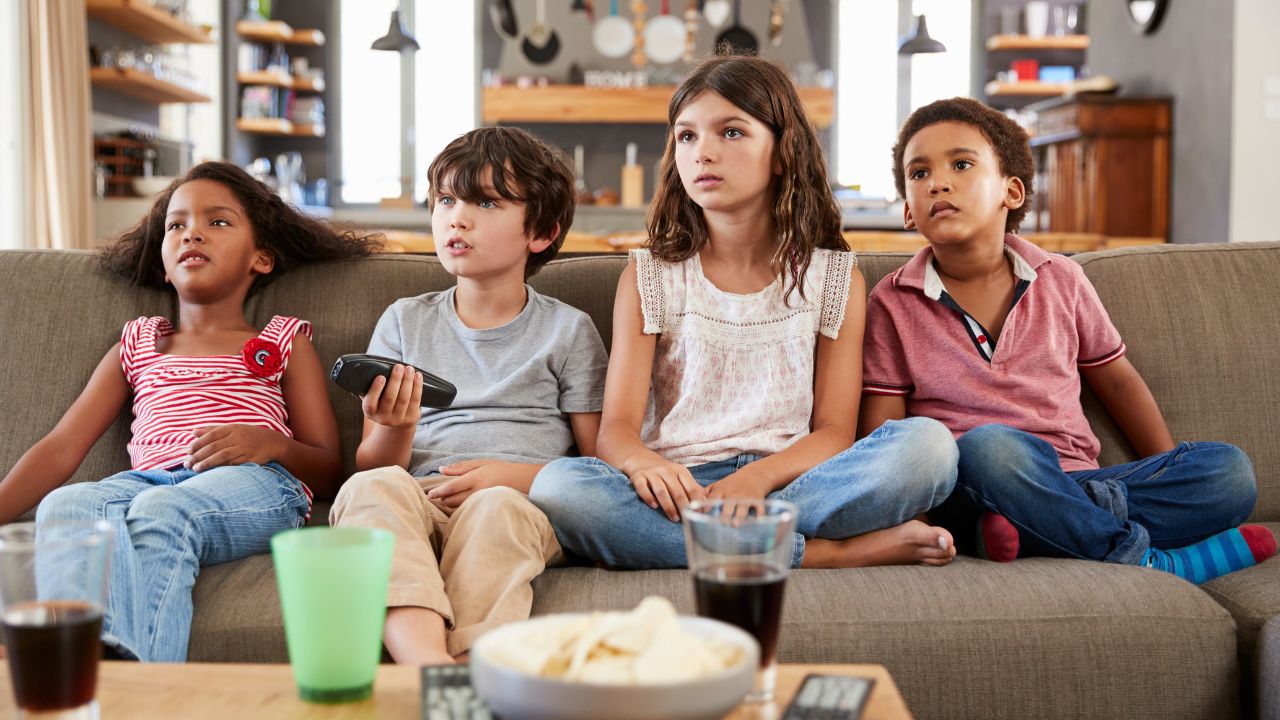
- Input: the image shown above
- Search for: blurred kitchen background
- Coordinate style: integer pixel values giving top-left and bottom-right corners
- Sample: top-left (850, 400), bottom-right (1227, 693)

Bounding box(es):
top-left (1, 0), bottom-right (1277, 254)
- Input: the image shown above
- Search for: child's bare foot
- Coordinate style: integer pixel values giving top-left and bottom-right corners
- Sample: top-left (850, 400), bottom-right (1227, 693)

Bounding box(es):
top-left (384, 606), bottom-right (454, 666)
top-left (801, 520), bottom-right (956, 568)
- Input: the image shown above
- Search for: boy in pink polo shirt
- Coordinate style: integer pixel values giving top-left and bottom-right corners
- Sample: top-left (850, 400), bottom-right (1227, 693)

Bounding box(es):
top-left (860, 97), bottom-right (1275, 584)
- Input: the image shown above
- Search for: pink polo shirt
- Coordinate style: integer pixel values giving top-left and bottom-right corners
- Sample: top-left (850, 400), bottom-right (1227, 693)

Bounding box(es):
top-left (862, 234), bottom-right (1125, 471)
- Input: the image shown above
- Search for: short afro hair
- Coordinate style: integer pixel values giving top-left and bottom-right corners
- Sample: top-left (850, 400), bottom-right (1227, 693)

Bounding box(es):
top-left (892, 97), bottom-right (1035, 233)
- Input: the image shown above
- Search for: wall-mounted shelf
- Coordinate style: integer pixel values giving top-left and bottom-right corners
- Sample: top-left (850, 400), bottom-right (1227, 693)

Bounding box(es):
top-left (90, 67), bottom-right (211, 104)
top-left (481, 85), bottom-right (834, 127)
top-left (985, 80), bottom-right (1072, 97)
top-left (236, 118), bottom-right (325, 137)
top-left (236, 71), bottom-right (324, 92)
top-left (235, 21), bottom-right (326, 46)
top-left (986, 34), bottom-right (1089, 51)
top-left (87, 0), bottom-right (214, 44)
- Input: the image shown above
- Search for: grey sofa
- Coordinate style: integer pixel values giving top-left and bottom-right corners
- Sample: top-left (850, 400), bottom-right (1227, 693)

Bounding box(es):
top-left (2, 242), bottom-right (1277, 719)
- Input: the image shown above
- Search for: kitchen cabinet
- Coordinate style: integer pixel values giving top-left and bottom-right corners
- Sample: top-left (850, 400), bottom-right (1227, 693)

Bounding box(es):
top-left (1028, 96), bottom-right (1170, 240)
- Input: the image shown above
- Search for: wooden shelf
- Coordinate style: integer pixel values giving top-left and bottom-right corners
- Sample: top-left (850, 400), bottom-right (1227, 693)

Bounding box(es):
top-left (87, 0), bottom-right (213, 44)
top-left (481, 85), bottom-right (834, 127)
top-left (986, 34), bottom-right (1089, 51)
top-left (235, 21), bottom-right (326, 46)
top-left (236, 118), bottom-right (325, 137)
top-left (236, 70), bottom-right (324, 92)
top-left (90, 67), bottom-right (211, 104)
top-left (985, 80), bottom-right (1071, 97)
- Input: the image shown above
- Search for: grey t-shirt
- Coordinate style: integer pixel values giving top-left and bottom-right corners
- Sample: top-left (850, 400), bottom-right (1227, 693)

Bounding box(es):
top-left (368, 286), bottom-right (608, 477)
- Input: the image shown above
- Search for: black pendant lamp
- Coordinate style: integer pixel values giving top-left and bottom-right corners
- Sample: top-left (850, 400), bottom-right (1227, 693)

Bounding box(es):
top-left (372, 4), bottom-right (420, 52)
top-left (898, 15), bottom-right (946, 55)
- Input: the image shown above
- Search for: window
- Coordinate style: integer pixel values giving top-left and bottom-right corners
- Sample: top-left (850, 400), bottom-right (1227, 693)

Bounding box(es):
top-left (836, 0), bottom-right (971, 200)
top-left (339, 1), bottom-right (477, 205)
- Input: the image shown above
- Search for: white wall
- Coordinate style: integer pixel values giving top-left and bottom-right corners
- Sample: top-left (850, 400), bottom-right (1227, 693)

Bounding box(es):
top-left (0, 0), bottom-right (25, 249)
top-left (1229, 0), bottom-right (1280, 243)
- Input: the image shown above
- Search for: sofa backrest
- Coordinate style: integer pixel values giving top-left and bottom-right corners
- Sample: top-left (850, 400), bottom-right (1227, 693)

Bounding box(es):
top-left (1, 244), bottom-right (1275, 521)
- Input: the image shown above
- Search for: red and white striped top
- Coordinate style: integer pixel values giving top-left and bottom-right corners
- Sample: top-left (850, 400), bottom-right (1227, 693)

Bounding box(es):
top-left (121, 315), bottom-right (311, 475)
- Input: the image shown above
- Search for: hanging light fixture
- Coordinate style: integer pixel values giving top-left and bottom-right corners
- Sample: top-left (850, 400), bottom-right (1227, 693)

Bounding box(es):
top-left (372, 3), bottom-right (420, 52)
top-left (898, 14), bottom-right (946, 55)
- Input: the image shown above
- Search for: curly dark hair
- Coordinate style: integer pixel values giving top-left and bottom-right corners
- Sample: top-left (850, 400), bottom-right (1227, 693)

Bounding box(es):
top-left (648, 53), bottom-right (846, 302)
top-left (891, 97), bottom-right (1035, 233)
top-left (426, 126), bottom-right (575, 279)
top-left (100, 161), bottom-right (382, 291)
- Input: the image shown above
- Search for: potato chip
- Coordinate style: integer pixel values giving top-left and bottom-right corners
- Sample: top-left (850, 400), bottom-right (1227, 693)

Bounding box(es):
top-left (485, 596), bottom-right (746, 685)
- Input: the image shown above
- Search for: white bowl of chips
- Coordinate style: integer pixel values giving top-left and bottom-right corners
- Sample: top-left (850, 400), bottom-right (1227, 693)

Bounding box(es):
top-left (471, 596), bottom-right (759, 720)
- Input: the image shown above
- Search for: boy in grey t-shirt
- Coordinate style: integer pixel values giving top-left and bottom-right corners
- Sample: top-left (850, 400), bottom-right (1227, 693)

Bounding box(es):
top-left (330, 127), bottom-right (606, 665)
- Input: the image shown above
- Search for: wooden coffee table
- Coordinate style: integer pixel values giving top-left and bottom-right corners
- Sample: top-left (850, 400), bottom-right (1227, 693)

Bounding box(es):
top-left (0, 661), bottom-right (911, 719)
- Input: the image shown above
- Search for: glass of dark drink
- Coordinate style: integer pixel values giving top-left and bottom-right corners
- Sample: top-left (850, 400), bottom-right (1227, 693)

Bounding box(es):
top-left (0, 521), bottom-right (112, 720)
top-left (682, 498), bottom-right (797, 703)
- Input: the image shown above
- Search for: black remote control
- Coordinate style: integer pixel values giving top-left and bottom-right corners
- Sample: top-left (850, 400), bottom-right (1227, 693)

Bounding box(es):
top-left (420, 664), bottom-right (493, 720)
top-left (781, 673), bottom-right (875, 720)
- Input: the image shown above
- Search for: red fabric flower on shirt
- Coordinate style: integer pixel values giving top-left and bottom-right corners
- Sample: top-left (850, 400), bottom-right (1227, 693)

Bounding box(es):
top-left (241, 338), bottom-right (282, 378)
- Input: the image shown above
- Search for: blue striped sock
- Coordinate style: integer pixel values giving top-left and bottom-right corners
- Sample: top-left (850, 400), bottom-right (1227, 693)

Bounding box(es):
top-left (1142, 527), bottom-right (1268, 584)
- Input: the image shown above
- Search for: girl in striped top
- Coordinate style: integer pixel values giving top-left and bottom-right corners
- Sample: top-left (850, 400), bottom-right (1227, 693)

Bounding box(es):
top-left (0, 162), bottom-right (379, 661)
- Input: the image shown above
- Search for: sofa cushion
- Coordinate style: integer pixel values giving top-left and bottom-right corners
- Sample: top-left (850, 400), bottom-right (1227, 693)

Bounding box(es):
top-left (1259, 615), bottom-right (1280, 720)
top-left (188, 555), bottom-right (1238, 719)
top-left (527, 558), bottom-right (1237, 720)
top-left (1075, 242), bottom-right (1280, 522)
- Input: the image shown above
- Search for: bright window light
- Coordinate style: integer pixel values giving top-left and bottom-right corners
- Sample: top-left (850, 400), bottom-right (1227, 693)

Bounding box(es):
top-left (836, 1), bottom-right (898, 198)
top-left (911, 0), bottom-right (972, 111)
top-left (340, 0), bottom-right (402, 204)
top-left (836, 1), bottom-right (972, 200)
top-left (414, 0), bottom-right (477, 202)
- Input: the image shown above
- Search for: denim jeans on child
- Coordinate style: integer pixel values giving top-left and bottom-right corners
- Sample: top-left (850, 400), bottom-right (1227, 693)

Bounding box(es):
top-left (942, 424), bottom-right (1257, 564)
top-left (529, 417), bottom-right (958, 569)
top-left (34, 462), bottom-right (309, 661)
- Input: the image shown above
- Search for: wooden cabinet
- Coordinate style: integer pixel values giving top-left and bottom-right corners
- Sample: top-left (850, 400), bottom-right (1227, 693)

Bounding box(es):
top-left (1028, 96), bottom-right (1171, 241)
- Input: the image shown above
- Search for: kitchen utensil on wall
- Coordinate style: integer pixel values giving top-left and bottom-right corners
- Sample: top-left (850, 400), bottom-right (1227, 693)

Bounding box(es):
top-left (645, 0), bottom-right (686, 64)
top-left (630, 0), bottom-right (647, 67)
top-left (621, 142), bottom-right (644, 207)
top-left (594, 0), bottom-right (636, 59)
top-left (488, 0), bottom-right (518, 40)
top-left (521, 0), bottom-right (561, 65)
top-left (768, 0), bottom-right (786, 47)
top-left (702, 0), bottom-right (730, 28)
top-left (682, 0), bottom-right (700, 62)
top-left (715, 0), bottom-right (757, 55)
top-left (571, 0), bottom-right (594, 21)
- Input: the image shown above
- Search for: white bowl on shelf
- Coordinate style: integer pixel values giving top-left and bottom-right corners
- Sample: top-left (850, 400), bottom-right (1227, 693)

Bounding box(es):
top-left (132, 176), bottom-right (177, 197)
top-left (470, 614), bottom-right (759, 720)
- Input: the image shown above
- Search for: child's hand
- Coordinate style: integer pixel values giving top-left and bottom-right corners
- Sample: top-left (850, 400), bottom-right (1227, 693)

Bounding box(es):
top-left (186, 424), bottom-right (285, 472)
top-left (705, 468), bottom-right (772, 503)
top-left (362, 364), bottom-right (423, 429)
top-left (628, 459), bottom-right (705, 522)
top-left (427, 460), bottom-right (527, 510)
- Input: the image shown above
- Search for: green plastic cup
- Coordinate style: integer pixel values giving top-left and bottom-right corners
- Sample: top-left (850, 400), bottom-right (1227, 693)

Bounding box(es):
top-left (271, 527), bottom-right (394, 703)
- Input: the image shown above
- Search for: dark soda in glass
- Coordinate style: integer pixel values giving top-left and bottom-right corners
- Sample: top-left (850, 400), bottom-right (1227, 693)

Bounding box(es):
top-left (693, 562), bottom-right (786, 668)
top-left (2, 600), bottom-right (102, 711)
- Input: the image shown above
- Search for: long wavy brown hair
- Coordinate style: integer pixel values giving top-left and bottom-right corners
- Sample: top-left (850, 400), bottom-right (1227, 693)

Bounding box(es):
top-left (101, 161), bottom-right (382, 292)
top-left (647, 54), bottom-right (846, 301)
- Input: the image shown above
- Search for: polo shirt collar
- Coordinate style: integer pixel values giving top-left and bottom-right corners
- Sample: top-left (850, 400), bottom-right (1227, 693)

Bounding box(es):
top-left (896, 233), bottom-right (1051, 301)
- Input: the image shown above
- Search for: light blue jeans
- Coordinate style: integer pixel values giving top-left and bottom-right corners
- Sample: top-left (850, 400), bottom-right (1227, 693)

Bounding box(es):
top-left (529, 417), bottom-right (958, 569)
top-left (34, 462), bottom-right (309, 662)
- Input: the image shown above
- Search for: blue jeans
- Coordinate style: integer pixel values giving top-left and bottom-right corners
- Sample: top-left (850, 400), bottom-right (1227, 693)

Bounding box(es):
top-left (940, 424), bottom-right (1257, 564)
top-left (529, 417), bottom-right (958, 569)
top-left (34, 463), bottom-right (309, 662)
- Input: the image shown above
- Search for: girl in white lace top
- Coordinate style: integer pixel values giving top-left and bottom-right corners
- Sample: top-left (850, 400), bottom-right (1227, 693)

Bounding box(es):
top-left (531, 55), bottom-right (959, 570)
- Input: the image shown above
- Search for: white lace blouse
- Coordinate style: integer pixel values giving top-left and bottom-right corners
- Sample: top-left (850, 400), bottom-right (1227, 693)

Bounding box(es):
top-left (632, 247), bottom-right (856, 466)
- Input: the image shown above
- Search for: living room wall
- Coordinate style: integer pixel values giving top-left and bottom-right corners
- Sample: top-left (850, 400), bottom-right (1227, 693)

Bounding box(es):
top-left (1229, 0), bottom-right (1280, 244)
top-left (1086, 0), bottom-right (1235, 245)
